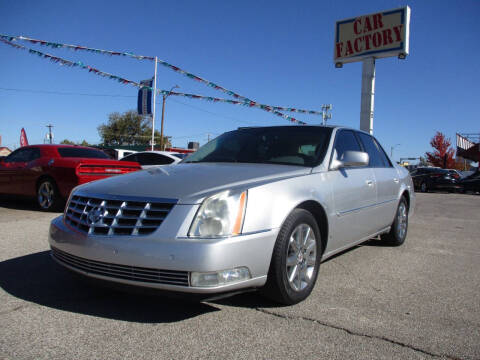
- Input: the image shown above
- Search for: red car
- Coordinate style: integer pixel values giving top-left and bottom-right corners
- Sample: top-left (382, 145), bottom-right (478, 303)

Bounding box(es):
top-left (0, 144), bottom-right (141, 211)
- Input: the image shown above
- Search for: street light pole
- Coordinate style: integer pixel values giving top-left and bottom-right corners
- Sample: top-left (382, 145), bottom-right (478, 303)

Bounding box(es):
top-left (391, 143), bottom-right (401, 159)
top-left (160, 85), bottom-right (179, 151)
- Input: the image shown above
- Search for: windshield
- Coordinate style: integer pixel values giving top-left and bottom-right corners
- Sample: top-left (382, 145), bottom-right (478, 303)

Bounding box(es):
top-left (182, 126), bottom-right (333, 167)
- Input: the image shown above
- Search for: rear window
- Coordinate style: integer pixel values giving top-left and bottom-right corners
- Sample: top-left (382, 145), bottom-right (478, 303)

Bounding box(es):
top-left (433, 169), bottom-right (448, 174)
top-left (57, 148), bottom-right (109, 159)
top-left (173, 153), bottom-right (188, 159)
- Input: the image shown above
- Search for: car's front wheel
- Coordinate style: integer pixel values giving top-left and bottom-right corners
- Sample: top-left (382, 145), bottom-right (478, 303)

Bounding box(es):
top-left (262, 209), bottom-right (322, 305)
top-left (37, 179), bottom-right (62, 211)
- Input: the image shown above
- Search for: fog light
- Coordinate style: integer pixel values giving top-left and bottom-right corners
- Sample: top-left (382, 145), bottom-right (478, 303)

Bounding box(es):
top-left (190, 267), bottom-right (251, 287)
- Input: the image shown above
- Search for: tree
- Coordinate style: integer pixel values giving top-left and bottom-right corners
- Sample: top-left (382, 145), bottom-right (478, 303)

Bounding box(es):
top-left (425, 132), bottom-right (456, 169)
top-left (97, 110), bottom-right (171, 147)
top-left (418, 156), bottom-right (429, 167)
top-left (60, 139), bottom-right (92, 146)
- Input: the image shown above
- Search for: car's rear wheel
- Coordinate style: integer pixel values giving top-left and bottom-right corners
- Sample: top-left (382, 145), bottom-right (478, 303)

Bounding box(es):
top-left (381, 197), bottom-right (408, 246)
top-left (262, 209), bottom-right (322, 305)
top-left (420, 182), bottom-right (428, 192)
top-left (37, 179), bottom-right (62, 212)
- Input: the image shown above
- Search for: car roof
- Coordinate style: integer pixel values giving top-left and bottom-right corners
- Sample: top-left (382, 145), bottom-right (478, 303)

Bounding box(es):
top-left (236, 124), bottom-right (375, 136)
top-left (19, 144), bottom-right (101, 151)
top-left (125, 151), bottom-right (180, 155)
top-left (237, 125), bottom-right (340, 130)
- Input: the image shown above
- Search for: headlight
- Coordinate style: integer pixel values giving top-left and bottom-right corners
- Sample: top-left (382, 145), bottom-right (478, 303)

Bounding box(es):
top-left (188, 190), bottom-right (247, 238)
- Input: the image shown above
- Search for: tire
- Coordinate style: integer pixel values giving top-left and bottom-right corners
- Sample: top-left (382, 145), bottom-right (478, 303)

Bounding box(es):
top-left (381, 197), bottom-right (408, 246)
top-left (420, 182), bottom-right (428, 193)
top-left (37, 178), bottom-right (62, 212)
top-left (261, 209), bottom-right (322, 305)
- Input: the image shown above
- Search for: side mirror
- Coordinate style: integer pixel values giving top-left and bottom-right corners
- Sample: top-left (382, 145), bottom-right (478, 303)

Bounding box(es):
top-left (331, 151), bottom-right (369, 170)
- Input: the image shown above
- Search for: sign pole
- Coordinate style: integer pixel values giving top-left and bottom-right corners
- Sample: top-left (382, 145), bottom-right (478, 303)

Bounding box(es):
top-left (360, 57), bottom-right (375, 134)
top-left (151, 56), bottom-right (158, 151)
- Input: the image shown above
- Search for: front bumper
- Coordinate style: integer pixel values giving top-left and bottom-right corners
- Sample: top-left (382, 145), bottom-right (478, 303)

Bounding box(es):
top-left (433, 182), bottom-right (462, 190)
top-left (49, 216), bottom-right (278, 294)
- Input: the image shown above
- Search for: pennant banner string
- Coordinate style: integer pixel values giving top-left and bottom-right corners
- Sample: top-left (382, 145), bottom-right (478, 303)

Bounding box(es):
top-left (0, 38), bottom-right (306, 124)
top-left (160, 91), bottom-right (316, 118)
top-left (0, 34), bottom-right (154, 60)
top-left (1, 34), bottom-right (322, 116)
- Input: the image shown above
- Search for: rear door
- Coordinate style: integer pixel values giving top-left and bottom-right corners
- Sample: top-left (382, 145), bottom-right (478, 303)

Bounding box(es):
top-left (327, 129), bottom-right (377, 249)
top-left (357, 132), bottom-right (399, 230)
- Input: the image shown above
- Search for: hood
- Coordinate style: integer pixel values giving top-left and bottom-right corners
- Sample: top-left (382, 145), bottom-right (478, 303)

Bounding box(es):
top-left (75, 162), bottom-right (311, 204)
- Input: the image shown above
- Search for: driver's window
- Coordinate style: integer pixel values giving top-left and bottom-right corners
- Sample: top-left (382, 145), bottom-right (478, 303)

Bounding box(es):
top-left (5, 149), bottom-right (29, 163)
top-left (333, 130), bottom-right (361, 161)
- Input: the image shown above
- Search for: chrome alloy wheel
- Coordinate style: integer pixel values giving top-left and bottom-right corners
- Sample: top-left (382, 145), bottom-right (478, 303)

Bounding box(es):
top-left (38, 181), bottom-right (54, 209)
top-left (286, 223), bottom-right (317, 292)
top-left (396, 201), bottom-right (408, 239)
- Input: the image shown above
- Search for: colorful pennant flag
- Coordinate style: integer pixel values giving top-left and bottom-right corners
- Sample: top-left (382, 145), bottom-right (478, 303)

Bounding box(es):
top-left (0, 36), bottom-right (311, 124)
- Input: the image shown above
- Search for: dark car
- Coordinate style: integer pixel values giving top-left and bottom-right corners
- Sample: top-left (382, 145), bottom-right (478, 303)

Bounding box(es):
top-left (120, 151), bottom-right (184, 169)
top-left (459, 171), bottom-right (480, 193)
top-left (410, 167), bottom-right (461, 192)
top-left (0, 145), bottom-right (141, 211)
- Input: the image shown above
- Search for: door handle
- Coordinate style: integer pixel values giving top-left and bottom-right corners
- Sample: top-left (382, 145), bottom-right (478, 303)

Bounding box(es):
top-left (393, 178), bottom-right (399, 183)
top-left (366, 180), bottom-right (374, 186)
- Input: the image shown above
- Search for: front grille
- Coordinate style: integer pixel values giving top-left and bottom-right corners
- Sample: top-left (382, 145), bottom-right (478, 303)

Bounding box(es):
top-left (52, 247), bottom-right (189, 286)
top-left (65, 194), bottom-right (176, 236)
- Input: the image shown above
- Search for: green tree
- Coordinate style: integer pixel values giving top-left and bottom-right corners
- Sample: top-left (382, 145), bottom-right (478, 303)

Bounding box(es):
top-left (418, 156), bottom-right (429, 166)
top-left (60, 139), bottom-right (92, 146)
top-left (60, 139), bottom-right (75, 145)
top-left (97, 110), bottom-right (171, 147)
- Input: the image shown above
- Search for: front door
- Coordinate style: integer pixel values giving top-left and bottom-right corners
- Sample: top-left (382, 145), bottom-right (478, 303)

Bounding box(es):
top-left (327, 130), bottom-right (378, 251)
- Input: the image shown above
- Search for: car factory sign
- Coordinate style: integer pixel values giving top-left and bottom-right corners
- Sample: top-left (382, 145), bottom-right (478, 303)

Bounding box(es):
top-left (334, 7), bottom-right (410, 65)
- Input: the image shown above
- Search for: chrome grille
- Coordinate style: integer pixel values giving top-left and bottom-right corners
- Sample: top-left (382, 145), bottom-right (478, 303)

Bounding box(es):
top-left (65, 194), bottom-right (176, 236)
top-left (52, 247), bottom-right (189, 286)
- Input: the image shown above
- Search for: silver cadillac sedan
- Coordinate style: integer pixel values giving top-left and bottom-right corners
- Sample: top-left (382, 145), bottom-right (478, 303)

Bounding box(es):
top-left (49, 125), bottom-right (415, 305)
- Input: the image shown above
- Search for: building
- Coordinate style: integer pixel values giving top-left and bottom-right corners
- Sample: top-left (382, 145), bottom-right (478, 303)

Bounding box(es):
top-left (0, 147), bottom-right (12, 157)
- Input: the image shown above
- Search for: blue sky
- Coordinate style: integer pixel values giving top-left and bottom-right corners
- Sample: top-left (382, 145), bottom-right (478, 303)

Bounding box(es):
top-left (0, 0), bottom-right (479, 163)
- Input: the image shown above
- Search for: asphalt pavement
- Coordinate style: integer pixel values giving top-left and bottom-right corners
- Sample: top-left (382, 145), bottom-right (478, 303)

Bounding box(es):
top-left (0, 193), bottom-right (479, 359)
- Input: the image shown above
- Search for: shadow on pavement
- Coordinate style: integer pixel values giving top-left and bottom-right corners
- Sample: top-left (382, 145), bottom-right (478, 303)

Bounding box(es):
top-left (0, 251), bottom-right (218, 323)
top-left (0, 196), bottom-right (61, 212)
top-left (215, 237), bottom-right (395, 309)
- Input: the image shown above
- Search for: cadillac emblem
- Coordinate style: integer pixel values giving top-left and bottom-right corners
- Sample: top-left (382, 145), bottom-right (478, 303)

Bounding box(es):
top-left (87, 205), bottom-right (108, 225)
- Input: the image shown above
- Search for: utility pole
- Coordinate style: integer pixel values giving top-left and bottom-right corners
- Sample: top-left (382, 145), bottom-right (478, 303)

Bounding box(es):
top-left (151, 57), bottom-right (158, 151)
top-left (321, 104), bottom-right (332, 126)
top-left (46, 124), bottom-right (53, 144)
top-left (160, 85), bottom-right (179, 150)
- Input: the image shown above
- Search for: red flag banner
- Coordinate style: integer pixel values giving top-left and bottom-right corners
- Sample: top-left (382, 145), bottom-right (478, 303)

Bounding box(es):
top-left (20, 128), bottom-right (29, 147)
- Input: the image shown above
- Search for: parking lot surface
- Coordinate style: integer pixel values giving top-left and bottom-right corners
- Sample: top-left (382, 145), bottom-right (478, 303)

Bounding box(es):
top-left (0, 193), bottom-right (479, 360)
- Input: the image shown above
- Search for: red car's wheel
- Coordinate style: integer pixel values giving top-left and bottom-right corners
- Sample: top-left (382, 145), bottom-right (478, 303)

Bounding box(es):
top-left (37, 179), bottom-right (62, 211)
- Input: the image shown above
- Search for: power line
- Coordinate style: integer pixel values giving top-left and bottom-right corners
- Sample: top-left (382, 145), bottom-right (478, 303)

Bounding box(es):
top-left (169, 98), bottom-right (258, 126)
top-left (0, 86), bottom-right (260, 126)
top-left (0, 87), bottom-right (134, 98)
